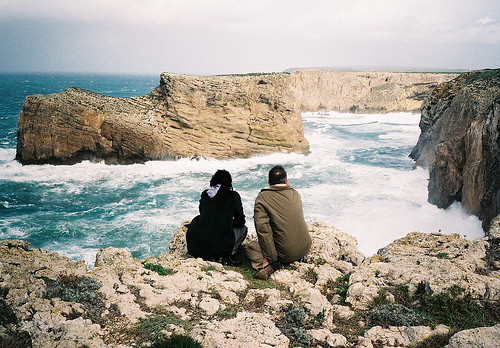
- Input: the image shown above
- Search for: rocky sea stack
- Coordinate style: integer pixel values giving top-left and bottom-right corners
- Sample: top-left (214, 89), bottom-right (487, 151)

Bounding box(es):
top-left (410, 69), bottom-right (500, 231)
top-left (15, 71), bottom-right (454, 165)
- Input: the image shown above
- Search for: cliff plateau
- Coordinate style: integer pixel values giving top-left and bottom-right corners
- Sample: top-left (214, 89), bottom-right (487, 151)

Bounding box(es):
top-left (410, 69), bottom-right (500, 231)
top-left (1, 221), bottom-right (499, 347)
top-left (16, 71), bottom-right (455, 164)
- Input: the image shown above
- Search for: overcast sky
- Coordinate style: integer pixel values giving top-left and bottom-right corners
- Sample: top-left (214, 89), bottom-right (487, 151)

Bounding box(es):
top-left (0, 0), bottom-right (498, 75)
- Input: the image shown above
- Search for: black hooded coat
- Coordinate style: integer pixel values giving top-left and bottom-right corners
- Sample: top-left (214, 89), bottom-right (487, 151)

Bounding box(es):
top-left (186, 188), bottom-right (245, 260)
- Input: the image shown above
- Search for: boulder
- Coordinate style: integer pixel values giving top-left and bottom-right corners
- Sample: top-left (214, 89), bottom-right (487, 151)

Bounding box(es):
top-left (445, 323), bottom-right (500, 348)
top-left (363, 324), bottom-right (449, 347)
top-left (191, 312), bottom-right (290, 348)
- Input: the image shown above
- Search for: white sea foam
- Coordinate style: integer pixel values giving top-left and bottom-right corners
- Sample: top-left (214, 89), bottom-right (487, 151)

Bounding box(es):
top-left (0, 111), bottom-right (485, 263)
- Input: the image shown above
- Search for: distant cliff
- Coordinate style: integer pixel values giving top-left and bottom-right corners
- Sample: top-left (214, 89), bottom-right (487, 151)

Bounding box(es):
top-left (410, 69), bottom-right (500, 231)
top-left (290, 71), bottom-right (456, 114)
top-left (16, 71), bottom-right (455, 164)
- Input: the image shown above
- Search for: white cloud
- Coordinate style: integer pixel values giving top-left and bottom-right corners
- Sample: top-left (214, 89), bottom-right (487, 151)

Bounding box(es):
top-left (1, 0), bottom-right (498, 44)
top-left (1, 0), bottom-right (498, 73)
top-left (478, 17), bottom-right (494, 25)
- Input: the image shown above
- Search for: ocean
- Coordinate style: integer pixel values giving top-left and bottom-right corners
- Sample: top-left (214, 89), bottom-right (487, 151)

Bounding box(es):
top-left (0, 73), bottom-right (484, 266)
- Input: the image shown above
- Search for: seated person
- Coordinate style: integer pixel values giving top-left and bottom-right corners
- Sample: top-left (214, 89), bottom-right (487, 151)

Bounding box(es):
top-left (186, 169), bottom-right (247, 266)
top-left (249, 165), bottom-right (311, 279)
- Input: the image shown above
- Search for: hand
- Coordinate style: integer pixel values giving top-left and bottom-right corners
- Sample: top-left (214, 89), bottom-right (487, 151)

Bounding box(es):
top-left (262, 259), bottom-right (270, 268)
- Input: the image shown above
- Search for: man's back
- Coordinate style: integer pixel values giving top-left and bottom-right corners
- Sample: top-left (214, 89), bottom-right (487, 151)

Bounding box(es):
top-left (254, 185), bottom-right (311, 264)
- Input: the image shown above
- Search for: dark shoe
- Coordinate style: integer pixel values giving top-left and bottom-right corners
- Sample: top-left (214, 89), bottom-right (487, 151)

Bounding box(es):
top-left (221, 255), bottom-right (242, 267)
top-left (228, 255), bottom-right (242, 266)
top-left (254, 261), bottom-right (281, 280)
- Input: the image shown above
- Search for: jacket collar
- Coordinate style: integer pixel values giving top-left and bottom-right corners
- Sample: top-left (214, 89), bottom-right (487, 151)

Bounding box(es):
top-left (263, 184), bottom-right (291, 191)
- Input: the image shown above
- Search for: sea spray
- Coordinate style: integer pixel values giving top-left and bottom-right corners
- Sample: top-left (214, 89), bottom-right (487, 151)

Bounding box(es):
top-left (0, 73), bottom-right (484, 265)
top-left (1, 111), bottom-right (484, 265)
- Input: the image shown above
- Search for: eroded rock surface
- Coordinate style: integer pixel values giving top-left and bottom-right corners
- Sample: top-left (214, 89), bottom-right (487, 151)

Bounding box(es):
top-left (410, 69), bottom-right (500, 231)
top-left (16, 71), bottom-right (454, 165)
top-left (1, 222), bottom-right (498, 347)
top-left (346, 231), bottom-right (500, 310)
top-left (16, 73), bottom-right (309, 164)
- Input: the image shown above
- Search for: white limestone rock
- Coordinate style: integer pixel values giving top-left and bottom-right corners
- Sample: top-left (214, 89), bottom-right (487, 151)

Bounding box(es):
top-left (364, 324), bottom-right (449, 347)
top-left (19, 316), bottom-right (105, 348)
top-left (309, 328), bottom-right (347, 347)
top-left (304, 221), bottom-right (365, 272)
top-left (445, 323), bottom-right (500, 348)
top-left (198, 297), bottom-right (220, 316)
top-left (192, 312), bottom-right (290, 348)
top-left (346, 232), bottom-right (500, 310)
top-left (243, 288), bottom-right (293, 314)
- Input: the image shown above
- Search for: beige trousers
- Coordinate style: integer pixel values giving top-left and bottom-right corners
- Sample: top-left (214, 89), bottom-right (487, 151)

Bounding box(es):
top-left (244, 239), bottom-right (265, 270)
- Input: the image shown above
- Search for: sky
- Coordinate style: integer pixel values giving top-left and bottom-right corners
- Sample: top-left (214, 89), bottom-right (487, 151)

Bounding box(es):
top-left (0, 0), bottom-right (499, 75)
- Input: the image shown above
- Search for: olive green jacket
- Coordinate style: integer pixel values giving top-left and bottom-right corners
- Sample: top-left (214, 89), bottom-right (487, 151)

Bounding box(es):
top-left (254, 184), bottom-right (311, 263)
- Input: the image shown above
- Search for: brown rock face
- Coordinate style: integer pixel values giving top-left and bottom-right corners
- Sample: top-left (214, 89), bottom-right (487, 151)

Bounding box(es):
top-left (410, 69), bottom-right (500, 231)
top-left (16, 71), bottom-right (455, 164)
top-left (16, 73), bottom-right (309, 164)
top-left (290, 71), bottom-right (456, 113)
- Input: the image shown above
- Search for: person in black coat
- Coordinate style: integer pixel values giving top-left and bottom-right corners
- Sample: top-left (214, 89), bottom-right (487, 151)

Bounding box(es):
top-left (186, 170), bottom-right (247, 266)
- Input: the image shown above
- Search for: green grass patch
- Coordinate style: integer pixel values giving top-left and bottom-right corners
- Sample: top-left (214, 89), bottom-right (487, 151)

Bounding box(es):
top-left (433, 253), bottom-right (451, 259)
top-left (143, 262), bottom-right (173, 276)
top-left (335, 273), bottom-right (351, 305)
top-left (148, 335), bottom-right (203, 348)
top-left (418, 285), bottom-right (492, 330)
top-left (223, 248), bottom-right (275, 290)
top-left (134, 311), bottom-right (195, 346)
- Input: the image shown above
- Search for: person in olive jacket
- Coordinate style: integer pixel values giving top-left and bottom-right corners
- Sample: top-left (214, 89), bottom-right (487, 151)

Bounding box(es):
top-left (187, 170), bottom-right (247, 266)
top-left (252, 165), bottom-right (311, 279)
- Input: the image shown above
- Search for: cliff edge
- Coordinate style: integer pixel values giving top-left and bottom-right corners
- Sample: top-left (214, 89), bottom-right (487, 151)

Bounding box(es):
top-left (16, 71), bottom-right (455, 165)
top-left (410, 69), bottom-right (500, 231)
top-left (16, 73), bottom-right (309, 164)
top-left (1, 221), bottom-right (499, 347)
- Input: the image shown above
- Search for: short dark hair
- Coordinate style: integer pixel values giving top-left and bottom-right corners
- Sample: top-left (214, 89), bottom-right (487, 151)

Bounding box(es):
top-left (210, 169), bottom-right (233, 191)
top-left (269, 165), bottom-right (287, 185)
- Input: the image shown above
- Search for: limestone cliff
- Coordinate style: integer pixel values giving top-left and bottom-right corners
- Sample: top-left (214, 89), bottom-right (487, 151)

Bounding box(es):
top-left (410, 69), bottom-right (500, 231)
top-left (16, 71), bottom-right (455, 164)
top-left (16, 73), bottom-right (309, 164)
top-left (290, 71), bottom-right (456, 113)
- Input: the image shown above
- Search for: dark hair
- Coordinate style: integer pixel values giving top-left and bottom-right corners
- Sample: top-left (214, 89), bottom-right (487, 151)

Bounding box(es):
top-left (269, 165), bottom-right (287, 185)
top-left (210, 169), bottom-right (233, 191)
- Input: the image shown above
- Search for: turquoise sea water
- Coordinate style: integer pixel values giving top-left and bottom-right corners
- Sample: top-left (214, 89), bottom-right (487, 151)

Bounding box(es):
top-left (0, 73), bottom-right (484, 265)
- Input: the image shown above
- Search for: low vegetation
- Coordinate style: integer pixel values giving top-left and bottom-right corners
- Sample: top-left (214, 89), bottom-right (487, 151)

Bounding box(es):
top-left (41, 274), bottom-right (106, 323)
top-left (142, 261), bottom-right (173, 276)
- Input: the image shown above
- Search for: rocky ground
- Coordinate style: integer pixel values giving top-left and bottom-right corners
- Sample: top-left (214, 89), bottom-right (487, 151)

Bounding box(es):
top-left (1, 218), bottom-right (499, 347)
